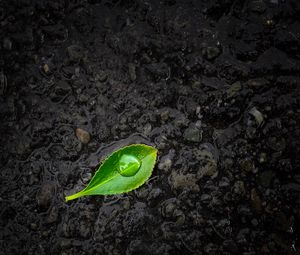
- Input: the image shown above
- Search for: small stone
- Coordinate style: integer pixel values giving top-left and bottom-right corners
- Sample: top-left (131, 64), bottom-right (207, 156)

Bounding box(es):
top-left (240, 158), bottom-right (255, 173)
top-left (174, 209), bottom-right (185, 225)
top-left (46, 206), bottom-right (58, 224)
top-left (158, 149), bottom-right (175, 172)
top-left (78, 94), bottom-right (89, 103)
top-left (169, 172), bottom-right (199, 191)
top-left (259, 170), bottom-right (275, 187)
top-left (79, 222), bottom-right (91, 238)
top-left (30, 223), bottom-right (38, 230)
top-left (128, 63), bottom-right (136, 81)
top-left (158, 157), bottom-right (172, 172)
top-left (267, 137), bottom-right (286, 152)
top-left (200, 194), bottom-right (211, 202)
top-left (95, 70), bottom-right (108, 82)
top-left (36, 182), bottom-right (54, 209)
top-left (0, 72), bottom-right (7, 96)
top-left (195, 145), bottom-right (218, 179)
top-left (174, 114), bottom-right (189, 128)
top-left (250, 189), bottom-right (262, 212)
top-left (3, 37), bottom-right (12, 50)
top-left (249, 107), bottom-right (264, 126)
top-left (67, 45), bottom-right (87, 62)
top-left (203, 46), bottom-right (221, 60)
top-left (219, 177), bottom-right (230, 187)
top-left (148, 188), bottom-right (162, 201)
top-left (135, 186), bottom-right (149, 199)
top-left (60, 239), bottom-right (72, 249)
top-left (55, 81), bottom-right (71, 96)
top-left (184, 124), bottom-right (202, 142)
top-left (233, 181), bottom-right (245, 196)
top-left (81, 171), bottom-right (92, 184)
top-left (142, 123), bottom-right (152, 136)
top-left (43, 64), bottom-right (50, 74)
top-left (75, 128), bottom-right (91, 144)
top-left (204, 243), bottom-right (218, 254)
top-left (251, 218), bottom-right (259, 226)
top-left (246, 78), bottom-right (269, 88)
top-left (227, 82), bottom-right (241, 98)
top-left (160, 109), bottom-right (170, 122)
top-left (259, 152), bottom-right (267, 163)
top-left (16, 137), bottom-right (31, 155)
top-left (249, 0), bottom-right (266, 13)
top-left (122, 198), bottom-right (130, 210)
top-left (161, 199), bottom-right (177, 218)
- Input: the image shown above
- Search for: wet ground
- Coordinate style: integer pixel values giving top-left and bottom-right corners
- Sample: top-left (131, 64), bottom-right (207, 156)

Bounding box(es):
top-left (0, 0), bottom-right (300, 254)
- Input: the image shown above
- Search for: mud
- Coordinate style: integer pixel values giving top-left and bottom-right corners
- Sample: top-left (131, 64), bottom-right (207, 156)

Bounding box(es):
top-left (0, 0), bottom-right (299, 254)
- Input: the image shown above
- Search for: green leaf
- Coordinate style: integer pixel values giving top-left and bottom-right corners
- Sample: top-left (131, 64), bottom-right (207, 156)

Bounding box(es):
top-left (65, 144), bottom-right (158, 201)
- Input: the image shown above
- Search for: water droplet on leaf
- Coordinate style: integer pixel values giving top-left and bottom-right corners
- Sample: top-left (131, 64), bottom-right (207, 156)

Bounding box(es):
top-left (118, 154), bottom-right (141, 177)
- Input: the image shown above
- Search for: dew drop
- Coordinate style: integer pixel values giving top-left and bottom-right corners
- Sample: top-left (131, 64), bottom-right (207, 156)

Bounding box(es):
top-left (117, 154), bottom-right (141, 177)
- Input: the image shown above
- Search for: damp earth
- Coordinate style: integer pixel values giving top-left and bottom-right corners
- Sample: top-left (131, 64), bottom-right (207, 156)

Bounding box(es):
top-left (0, 0), bottom-right (300, 254)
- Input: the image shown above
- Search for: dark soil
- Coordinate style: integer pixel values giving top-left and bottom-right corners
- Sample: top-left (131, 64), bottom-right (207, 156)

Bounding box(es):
top-left (1, 0), bottom-right (300, 254)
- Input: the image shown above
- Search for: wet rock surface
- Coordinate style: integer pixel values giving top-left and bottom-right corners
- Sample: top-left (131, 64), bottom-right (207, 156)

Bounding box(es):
top-left (0, 0), bottom-right (299, 254)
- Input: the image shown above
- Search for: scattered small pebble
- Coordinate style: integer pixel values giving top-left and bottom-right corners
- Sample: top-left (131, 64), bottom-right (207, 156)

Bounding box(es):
top-left (75, 128), bottom-right (91, 144)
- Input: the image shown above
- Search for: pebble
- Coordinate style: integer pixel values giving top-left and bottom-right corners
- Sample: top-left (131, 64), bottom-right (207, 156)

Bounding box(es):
top-left (240, 158), bottom-right (255, 173)
top-left (267, 137), bottom-right (286, 152)
top-left (0, 72), bottom-right (7, 96)
top-left (80, 171), bottom-right (92, 184)
top-left (249, 107), bottom-right (264, 126)
top-left (227, 81), bottom-right (241, 98)
top-left (251, 218), bottom-right (259, 226)
top-left (16, 137), bottom-right (31, 155)
top-left (200, 194), bottom-right (211, 202)
top-left (165, 203), bottom-right (176, 217)
top-left (259, 170), bottom-right (275, 187)
top-left (36, 182), bottom-right (54, 209)
top-left (67, 45), bottom-right (87, 62)
top-left (142, 123), bottom-right (152, 136)
top-left (3, 37), bottom-right (12, 50)
top-left (183, 124), bottom-right (202, 142)
top-left (160, 109), bottom-right (170, 122)
top-left (46, 206), bottom-right (58, 224)
top-left (219, 177), bottom-right (230, 187)
top-left (78, 94), bottom-right (89, 103)
top-left (79, 222), bottom-right (91, 238)
top-left (258, 152), bottom-right (267, 163)
top-left (128, 63), bottom-right (136, 81)
top-left (174, 209), bottom-right (185, 225)
top-left (43, 63), bottom-right (50, 74)
top-left (246, 78), bottom-right (269, 88)
top-left (30, 223), bottom-right (38, 230)
top-left (75, 128), bottom-right (91, 144)
top-left (202, 46), bottom-right (221, 60)
top-left (55, 81), bottom-right (71, 96)
top-left (158, 149), bottom-right (175, 172)
top-left (161, 199), bottom-right (178, 218)
top-left (95, 70), bottom-right (108, 82)
top-left (148, 188), bottom-right (162, 201)
top-left (195, 146), bottom-right (218, 178)
top-left (169, 172), bottom-right (199, 191)
top-left (233, 181), bottom-right (245, 196)
top-left (249, 0), bottom-right (266, 13)
top-left (250, 189), bottom-right (262, 212)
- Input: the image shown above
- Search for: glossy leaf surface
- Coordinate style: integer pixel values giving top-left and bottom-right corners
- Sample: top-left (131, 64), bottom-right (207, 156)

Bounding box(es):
top-left (65, 144), bottom-right (157, 201)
